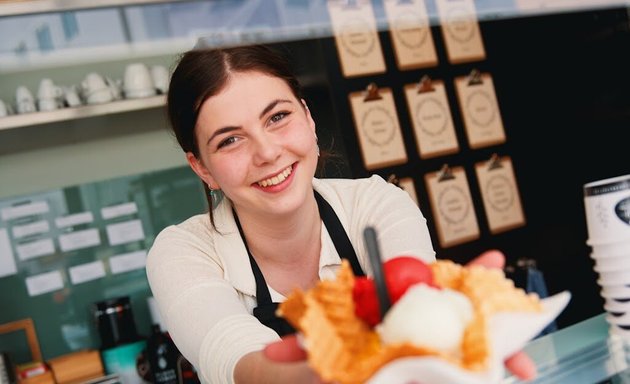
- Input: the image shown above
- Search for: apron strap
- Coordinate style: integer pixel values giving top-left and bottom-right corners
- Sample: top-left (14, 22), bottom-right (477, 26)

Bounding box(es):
top-left (314, 190), bottom-right (365, 277)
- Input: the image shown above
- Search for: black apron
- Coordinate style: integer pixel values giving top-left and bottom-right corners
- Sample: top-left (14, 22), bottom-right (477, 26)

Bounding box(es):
top-left (233, 190), bottom-right (366, 336)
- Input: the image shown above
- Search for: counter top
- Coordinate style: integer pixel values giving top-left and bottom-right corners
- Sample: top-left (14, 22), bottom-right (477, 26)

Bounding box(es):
top-left (504, 314), bottom-right (629, 383)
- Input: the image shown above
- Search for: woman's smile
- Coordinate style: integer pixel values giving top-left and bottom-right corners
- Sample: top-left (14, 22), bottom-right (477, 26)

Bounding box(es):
top-left (253, 162), bottom-right (297, 192)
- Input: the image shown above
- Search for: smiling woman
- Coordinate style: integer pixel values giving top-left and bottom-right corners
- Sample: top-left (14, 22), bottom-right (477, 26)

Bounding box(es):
top-left (146, 44), bottom-right (437, 383)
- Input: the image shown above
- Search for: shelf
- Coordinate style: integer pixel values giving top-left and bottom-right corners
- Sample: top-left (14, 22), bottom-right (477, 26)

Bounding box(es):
top-left (0, 0), bottom-right (197, 17)
top-left (0, 94), bottom-right (166, 131)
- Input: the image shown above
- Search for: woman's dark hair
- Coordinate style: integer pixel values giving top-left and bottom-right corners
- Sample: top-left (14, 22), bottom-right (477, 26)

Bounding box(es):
top-left (166, 45), bottom-right (306, 227)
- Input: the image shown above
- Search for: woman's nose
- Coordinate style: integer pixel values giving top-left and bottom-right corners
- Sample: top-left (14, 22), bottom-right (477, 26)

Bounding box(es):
top-left (251, 133), bottom-right (282, 166)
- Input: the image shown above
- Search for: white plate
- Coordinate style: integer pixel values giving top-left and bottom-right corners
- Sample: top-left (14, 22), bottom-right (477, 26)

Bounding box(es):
top-left (367, 291), bottom-right (571, 384)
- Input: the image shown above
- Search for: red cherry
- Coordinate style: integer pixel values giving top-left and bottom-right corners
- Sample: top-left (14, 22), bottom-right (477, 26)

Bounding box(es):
top-left (383, 256), bottom-right (436, 304)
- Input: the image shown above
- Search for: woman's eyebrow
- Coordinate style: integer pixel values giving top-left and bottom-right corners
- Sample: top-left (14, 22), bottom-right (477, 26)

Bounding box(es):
top-left (259, 99), bottom-right (292, 119)
top-left (206, 126), bottom-right (239, 146)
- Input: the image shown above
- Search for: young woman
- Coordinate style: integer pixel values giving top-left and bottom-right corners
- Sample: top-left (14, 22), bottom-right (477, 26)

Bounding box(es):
top-left (146, 45), bottom-right (535, 383)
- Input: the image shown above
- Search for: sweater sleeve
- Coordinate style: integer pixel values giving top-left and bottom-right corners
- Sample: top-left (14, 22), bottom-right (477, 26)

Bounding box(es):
top-left (145, 224), bottom-right (279, 383)
top-left (347, 175), bottom-right (436, 266)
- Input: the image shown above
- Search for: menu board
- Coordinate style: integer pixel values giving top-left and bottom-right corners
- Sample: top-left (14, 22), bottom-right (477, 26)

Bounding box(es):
top-left (383, 0), bottom-right (438, 70)
top-left (327, 0), bottom-right (387, 77)
top-left (425, 165), bottom-right (480, 247)
top-left (349, 85), bottom-right (408, 169)
top-left (475, 155), bottom-right (526, 233)
top-left (454, 71), bottom-right (506, 149)
top-left (435, 0), bottom-right (486, 64)
top-left (404, 77), bottom-right (459, 158)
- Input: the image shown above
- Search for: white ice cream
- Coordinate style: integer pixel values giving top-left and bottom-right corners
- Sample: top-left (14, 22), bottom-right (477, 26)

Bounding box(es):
top-left (377, 284), bottom-right (474, 354)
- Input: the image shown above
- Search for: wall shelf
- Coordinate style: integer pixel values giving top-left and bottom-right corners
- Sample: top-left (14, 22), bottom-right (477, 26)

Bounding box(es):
top-left (0, 94), bottom-right (166, 131)
top-left (0, 0), bottom-right (196, 17)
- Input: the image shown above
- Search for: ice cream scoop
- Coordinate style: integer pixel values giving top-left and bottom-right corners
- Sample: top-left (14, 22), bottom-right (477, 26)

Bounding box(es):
top-left (377, 284), bottom-right (474, 354)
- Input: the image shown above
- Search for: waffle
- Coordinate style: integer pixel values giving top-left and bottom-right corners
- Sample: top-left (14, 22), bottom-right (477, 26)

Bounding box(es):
top-left (278, 259), bottom-right (542, 383)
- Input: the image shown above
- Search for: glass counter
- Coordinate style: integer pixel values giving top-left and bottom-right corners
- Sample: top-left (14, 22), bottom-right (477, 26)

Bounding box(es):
top-left (504, 314), bottom-right (630, 384)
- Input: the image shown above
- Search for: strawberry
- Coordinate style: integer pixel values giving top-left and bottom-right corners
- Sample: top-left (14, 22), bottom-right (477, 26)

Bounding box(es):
top-left (352, 256), bottom-right (437, 326)
top-left (352, 276), bottom-right (381, 327)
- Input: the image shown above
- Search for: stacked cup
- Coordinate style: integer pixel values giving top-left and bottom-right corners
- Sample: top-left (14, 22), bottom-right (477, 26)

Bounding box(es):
top-left (584, 174), bottom-right (630, 340)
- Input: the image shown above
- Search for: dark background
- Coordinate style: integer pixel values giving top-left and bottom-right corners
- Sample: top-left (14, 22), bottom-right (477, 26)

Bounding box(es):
top-left (275, 5), bottom-right (630, 329)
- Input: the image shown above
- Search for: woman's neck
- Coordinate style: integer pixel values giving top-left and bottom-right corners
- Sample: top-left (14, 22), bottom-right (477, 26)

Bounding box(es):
top-left (234, 194), bottom-right (321, 266)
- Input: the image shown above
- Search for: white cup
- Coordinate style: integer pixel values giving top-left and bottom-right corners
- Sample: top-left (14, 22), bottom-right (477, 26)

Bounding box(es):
top-left (590, 239), bottom-right (630, 258)
top-left (81, 72), bottom-right (113, 104)
top-left (123, 63), bottom-right (156, 99)
top-left (15, 86), bottom-right (36, 114)
top-left (606, 312), bottom-right (630, 326)
top-left (0, 99), bottom-right (7, 117)
top-left (601, 285), bottom-right (630, 299)
top-left (105, 77), bottom-right (123, 100)
top-left (150, 65), bottom-right (169, 94)
top-left (37, 78), bottom-right (63, 99)
top-left (593, 255), bottom-right (630, 273)
top-left (64, 86), bottom-right (82, 107)
top-left (605, 298), bottom-right (630, 312)
top-left (584, 174), bottom-right (630, 244)
top-left (37, 78), bottom-right (64, 112)
top-left (598, 269), bottom-right (630, 286)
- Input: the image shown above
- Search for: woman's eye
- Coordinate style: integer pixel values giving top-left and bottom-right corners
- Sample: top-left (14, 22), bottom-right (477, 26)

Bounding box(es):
top-left (270, 112), bottom-right (289, 124)
top-left (217, 136), bottom-right (238, 149)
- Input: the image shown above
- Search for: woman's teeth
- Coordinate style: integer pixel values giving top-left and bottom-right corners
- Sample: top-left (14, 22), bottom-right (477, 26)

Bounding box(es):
top-left (257, 165), bottom-right (293, 187)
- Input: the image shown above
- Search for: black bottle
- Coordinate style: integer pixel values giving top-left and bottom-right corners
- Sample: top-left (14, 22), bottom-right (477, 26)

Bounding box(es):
top-left (145, 325), bottom-right (179, 384)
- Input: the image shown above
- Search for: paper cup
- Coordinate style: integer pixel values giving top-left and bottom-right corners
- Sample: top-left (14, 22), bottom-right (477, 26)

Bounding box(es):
top-left (601, 284), bottom-right (630, 298)
top-left (604, 299), bottom-right (630, 314)
top-left (589, 239), bottom-right (630, 258)
top-left (584, 174), bottom-right (630, 243)
top-left (593, 255), bottom-right (630, 273)
top-left (606, 312), bottom-right (630, 326)
top-left (598, 269), bottom-right (630, 285)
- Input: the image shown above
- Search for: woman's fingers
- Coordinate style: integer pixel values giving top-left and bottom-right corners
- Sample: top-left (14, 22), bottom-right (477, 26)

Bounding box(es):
top-left (466, 249), bottom-right (505, 269)
top-left (263, 335), bottom-right (308, 362)
top-left (505, 351), bottom-right (537, 380)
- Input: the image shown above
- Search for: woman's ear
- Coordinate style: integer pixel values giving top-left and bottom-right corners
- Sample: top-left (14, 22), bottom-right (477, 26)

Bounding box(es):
top-left (301, 99), bottom-right (316, 133)
top-left (186, 152), bottom-right (218, 190)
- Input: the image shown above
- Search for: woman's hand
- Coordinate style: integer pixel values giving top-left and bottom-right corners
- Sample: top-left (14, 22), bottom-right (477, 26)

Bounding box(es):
top-left (264, 250), bottom-right (537, 382)
top-left (467, 250), bottom-right (537, 381)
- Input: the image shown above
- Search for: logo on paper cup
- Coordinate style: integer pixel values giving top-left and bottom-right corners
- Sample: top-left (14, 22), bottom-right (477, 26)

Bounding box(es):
top-left (615, 197), bottom-right (630, 225)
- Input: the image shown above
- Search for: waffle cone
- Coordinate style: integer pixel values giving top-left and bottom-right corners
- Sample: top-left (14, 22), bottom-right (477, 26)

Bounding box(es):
top-left (278, 259), bottom-right (542, 383)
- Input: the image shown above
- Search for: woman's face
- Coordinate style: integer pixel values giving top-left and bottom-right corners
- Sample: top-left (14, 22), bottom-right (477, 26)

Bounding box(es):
top-left (188, 71), bottom-right (318, 219)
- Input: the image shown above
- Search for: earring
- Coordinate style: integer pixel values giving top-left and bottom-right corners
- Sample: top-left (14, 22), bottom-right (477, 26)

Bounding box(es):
top-left (208, 187), bottom-right (223, 208)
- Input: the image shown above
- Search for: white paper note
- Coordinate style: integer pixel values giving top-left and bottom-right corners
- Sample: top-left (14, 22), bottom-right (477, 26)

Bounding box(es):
top-left (17, 238), bottom-right (55, 260)
top-left (106, 219), bottom-right (145, 246)
top-left (12, 220), bottom-right (50, 239)
top-left (1, 201), bottom-right (49, 221)
top-left (69, 260), bottom-right (106, 285)
top-left (26, 270), bottom-right (64, 296)
top-left (59, 228), bottom-right (101, 252)
top-left (0, 229), bottom-right (17, 278)
top-left (101, 202), bottom-right (138, 220)
top-left (55, 212), bottom-right (94, 228)
top-left (109, 250), bottom-right (147, 274)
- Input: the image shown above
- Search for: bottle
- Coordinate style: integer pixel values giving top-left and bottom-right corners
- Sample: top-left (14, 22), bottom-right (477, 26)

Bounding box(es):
top-left (145, 325), bottom-right (179, 384)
